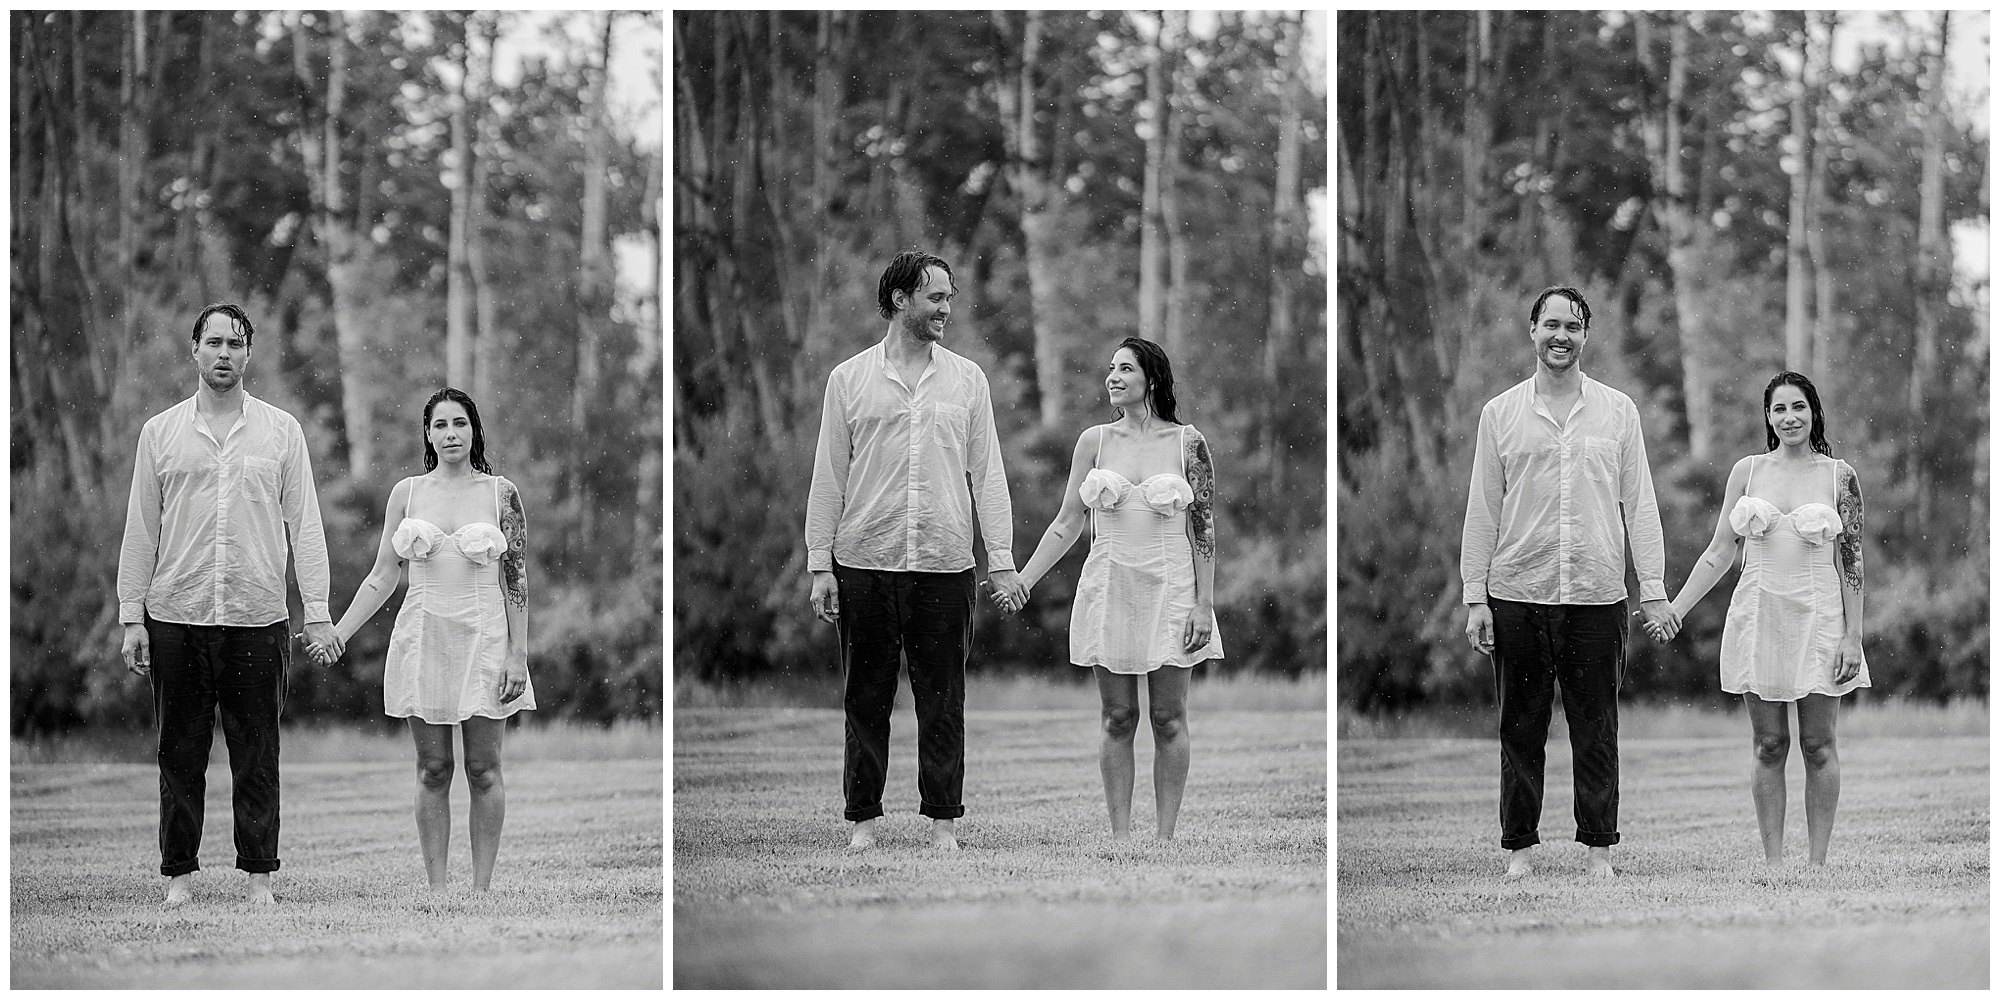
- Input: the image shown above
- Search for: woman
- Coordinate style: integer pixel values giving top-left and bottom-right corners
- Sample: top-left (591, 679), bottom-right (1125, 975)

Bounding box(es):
top-left (319, 387), bottom-right (534, 890)
top-left (1011, 337), bottom-right (1223, 841)
top-left (1656, 371), bottom-right (1868, 865)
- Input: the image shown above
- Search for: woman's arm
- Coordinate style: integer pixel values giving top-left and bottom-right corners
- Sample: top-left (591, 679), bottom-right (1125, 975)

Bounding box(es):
top-left (332, 478), bottom-right (412, 646)
top-left (1834, 461), bottom-right (1865, 681)
top-left (1183, 426), bottom-right (1217, 652)
top-left (1017, 427), bottom-right (1099, 595)
top-left (1666, 456), bottom-right (1752, 624)
top-left (498, 477), bottom-right (530, 702)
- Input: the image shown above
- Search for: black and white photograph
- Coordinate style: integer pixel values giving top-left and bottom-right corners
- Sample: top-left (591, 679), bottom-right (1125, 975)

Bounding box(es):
top-left (1336, 11), bottom-right (1988, 989)
top-left (670, 11), bottom-right (1327, 989)
top-left (10, 11), bottom-right (663, 988)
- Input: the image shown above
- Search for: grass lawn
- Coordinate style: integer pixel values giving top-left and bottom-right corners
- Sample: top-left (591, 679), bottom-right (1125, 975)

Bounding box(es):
top-left (1337, 730), bottom-right (1989, 988)
top-left (673, 702), bottom-right (1327, 989)
top-left (11, 725), bottom-right (663, 988)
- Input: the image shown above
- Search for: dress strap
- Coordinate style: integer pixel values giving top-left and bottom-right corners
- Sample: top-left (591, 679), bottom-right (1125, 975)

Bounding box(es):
top-left (1178, 424), bottom-right (1188, 478)
top-left (1746, 454), bottom-right (1757, 495)
top-left (492, 474), bottom-right (503, 524)
top-left (1094, 425), bottom-right (1103, 470)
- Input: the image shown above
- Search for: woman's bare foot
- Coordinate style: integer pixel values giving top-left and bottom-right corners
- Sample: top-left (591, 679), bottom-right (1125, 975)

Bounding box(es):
top-left (1505, 847), bottom-right (1534, 880)
top-left (1586, 846), bottom-right (1616, 879)
top-left (848, 818), bottom-right (878, 851)
top-left (246, 872), bottom-right (275, 905)
top-left (929, 818), bottom-right (959, 852)
top-left (163, 874), bottom-right (193, 907)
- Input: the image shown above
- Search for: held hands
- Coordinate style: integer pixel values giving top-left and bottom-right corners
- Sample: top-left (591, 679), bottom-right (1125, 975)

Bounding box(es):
top-left (299, 622), bottom-right (345, 666)
top-left (1638, 599), bottom-right (1682, 643)
top-left (986, 569), bottom-right (1029, 615)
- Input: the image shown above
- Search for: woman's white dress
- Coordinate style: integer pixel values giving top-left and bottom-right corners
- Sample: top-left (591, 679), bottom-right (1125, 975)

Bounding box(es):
top-left (1719, 457), bottom-right (1869, 701)
top-left (383, 474), bottom-right (535, 721)
top-left (1070, 424), bottom-right (1223, 674)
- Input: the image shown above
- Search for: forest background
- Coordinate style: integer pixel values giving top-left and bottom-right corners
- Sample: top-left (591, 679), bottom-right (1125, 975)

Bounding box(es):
top-left (1337, 11), bottom-right (1989, 713)
top-left (672, 11), bottom-right (1328, 693)
top-left (11, 11), bottom-right (665, 734)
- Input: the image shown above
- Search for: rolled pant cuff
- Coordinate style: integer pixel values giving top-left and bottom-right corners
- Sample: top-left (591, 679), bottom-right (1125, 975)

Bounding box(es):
top-left (161, 859), bottom-right (200, 877)
top-left (1500, 833), bottom-right (1540, 851)
top-left (918, 802), bottom-right (964, 820)
top-left (1574, 832), bottom-right (1620, 847)
top-left (235, 857), bottom-right (281, 874)
top-left (844, 804), bottom-right (885, 823)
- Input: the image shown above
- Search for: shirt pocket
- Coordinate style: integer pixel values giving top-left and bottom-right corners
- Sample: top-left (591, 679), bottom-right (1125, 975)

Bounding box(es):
top-left (930, 402), bottom-right (971, 448)
top-left (242, 457), bottom-right (283, 506)
top-left (1582, 437), bottom-right (1621, 486)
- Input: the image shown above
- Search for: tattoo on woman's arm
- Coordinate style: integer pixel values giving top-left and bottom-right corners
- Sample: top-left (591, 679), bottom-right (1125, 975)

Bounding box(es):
top-left (1187, 431), bottom-right (1215, 561)
top-left (1836, 463), bottom-right (1864, 595)
top-left (499, 479), bottom-right (529, 609)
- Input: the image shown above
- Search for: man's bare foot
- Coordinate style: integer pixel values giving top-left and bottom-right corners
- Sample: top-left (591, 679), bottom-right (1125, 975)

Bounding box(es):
top-left (929, 818), bottom-right (960, 852)
top-left (848, 818), bottom-right (878, 851)
top-left (163, 874), bottom-right (193, 907)
top-left (1586, 846), bottom-right (1616, 879)
top-left (246, 872), bottom-right (275, 905)
top-left (1504, 847), bottom-right (1534, 880)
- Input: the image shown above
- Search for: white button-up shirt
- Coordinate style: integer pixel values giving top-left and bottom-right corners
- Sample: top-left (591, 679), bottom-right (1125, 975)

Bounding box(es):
top-left (1461, 374), bottom-right (1667, 607)
top-left (805, 341), bottom-right (1015, 575)
top-left (117, 392), bottom-right (333, 627)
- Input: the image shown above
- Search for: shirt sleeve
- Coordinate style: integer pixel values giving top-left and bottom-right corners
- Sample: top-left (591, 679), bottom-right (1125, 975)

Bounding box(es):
top-left (965, 370), bottom-right (1016, 572)
top-left (282, 420), bottom-right (334, 623)
top-left (1460, 405), bottom-right (1501, 605)
top-left (803, 370), bottom-right (851, 574)
top-left (1620, 405), bottom-right (1669, 603)
top-left (115, 423), bottom-right (163, 624)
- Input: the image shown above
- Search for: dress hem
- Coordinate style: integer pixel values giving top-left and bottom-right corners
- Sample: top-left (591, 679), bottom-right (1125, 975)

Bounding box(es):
top-left (1719, 680), bottom-right (1870, 703)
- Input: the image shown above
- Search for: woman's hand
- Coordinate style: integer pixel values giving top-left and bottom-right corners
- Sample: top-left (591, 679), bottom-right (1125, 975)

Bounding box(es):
top-left (1182, 604), bottom-right (1214, 653)
top-left (500, 658), bottom-right (529, 703)
top-left (1833, 635), bottom-right (1864, 684)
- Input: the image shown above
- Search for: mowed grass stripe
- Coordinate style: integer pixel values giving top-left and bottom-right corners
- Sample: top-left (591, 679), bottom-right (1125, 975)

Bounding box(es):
top-left (1337, 734), bottom-right (1988, 988)
top-left (673, 707), bottom-right (1327, 988)
top-left (12, 758), bottom-right (663, 988)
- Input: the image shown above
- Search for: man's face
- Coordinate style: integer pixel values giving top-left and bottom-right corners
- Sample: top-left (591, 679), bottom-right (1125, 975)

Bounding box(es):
top-left (1530, 295), bottom-right (1587, 374)
top-left (896, 266), bottom-right (955, 343)
top-left (193, 314), bottom-right (251, 392)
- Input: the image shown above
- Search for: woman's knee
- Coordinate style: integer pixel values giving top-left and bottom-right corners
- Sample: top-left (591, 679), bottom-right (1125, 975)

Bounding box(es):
top-left (1798, 732), bottom-right (1837, 769)
top-left (463, 756), bottom-right (504, 793)
top-left (1752, 731), bottom-right (1790, 766)
top-left (1102, 703), bottom-right (1139, 742)
top-left (1148, 704), bottom-right (1187, 742)
top-left (416, 754), bottom-right (455, 789)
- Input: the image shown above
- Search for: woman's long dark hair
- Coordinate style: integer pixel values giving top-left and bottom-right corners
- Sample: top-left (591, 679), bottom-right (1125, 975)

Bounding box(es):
top-left (422, 387), bottom-right (493, 473)
top-left (1762, 370), bottom-right (1832, 456)
top-left (1112, 336), bottom-right (1180, 424)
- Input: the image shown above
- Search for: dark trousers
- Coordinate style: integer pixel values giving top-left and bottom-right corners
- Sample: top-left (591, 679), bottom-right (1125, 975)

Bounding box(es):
top-left (834, 564), bottom-right (973, 822)
top-left (1489, 598), bottom-right (1625, 850)
top-left (147, 616), bottom-right (289, 876)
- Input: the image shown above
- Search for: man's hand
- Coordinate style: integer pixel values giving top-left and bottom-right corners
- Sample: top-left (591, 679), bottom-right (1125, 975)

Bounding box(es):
top-left (989, 569), bottom-right (1028, 614)
top-left (1638, 599), bottom-right (1681, 642)
top-left (810, 571), bottom-right (840, 624)
top-left (121, 623), bottom-right (152, 677)
top-left (303, 622), bottom-right (343, 664)
top-left (1833, 635), bottom-right (1864, 684)
top-left (1465, 604), bottom-right (1494, 656)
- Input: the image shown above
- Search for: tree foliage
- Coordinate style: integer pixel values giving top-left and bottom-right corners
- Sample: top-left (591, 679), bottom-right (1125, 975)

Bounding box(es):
top-left (11, 11), bottom-right (664, 734)
top-left (672, 12), bottom-right (1328, 687)
top-left (1337, 12), bottom-right (1988, 711)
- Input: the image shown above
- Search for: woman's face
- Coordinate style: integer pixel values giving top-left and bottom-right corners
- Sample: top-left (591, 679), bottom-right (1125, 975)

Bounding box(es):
top-left (1767, 384), bottom-right (1813, 448)
top-left (429, 399), bottom-right (475, 465)
top-left (1106, 347), bottom-right (1148, 410)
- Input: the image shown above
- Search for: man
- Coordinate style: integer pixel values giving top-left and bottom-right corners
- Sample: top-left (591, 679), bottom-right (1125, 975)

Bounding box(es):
top-left (1460, 286), bottom-right (1676, 880)
top-left (117, 303), bottom-right (341, 906)
top-left (805, 249), bottom-right (1027, 852)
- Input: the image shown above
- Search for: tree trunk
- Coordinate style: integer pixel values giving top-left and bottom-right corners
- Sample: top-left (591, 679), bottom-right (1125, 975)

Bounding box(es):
top-left (447, 15), bottom-right (474, 388)
top-left (1911, 12), bottom-right (1951, 532)
top-left (1639, 13), bottom-right (1714, 462)
top-left (119, 12), bottom-right (148, 353)
top-left (996, 11), bottom-right (1069, 428)
top-left (1783, 13), bottom-right (1812, 374)
top-left (470, 13), bottom-right (499, 402)
top-left (1263, 11), bottom-right (1305, 494)
top-left (1807, 12), bottom-right (1838, 390)
top-left (1138, 11), bottom-right (1167, 343)
top-left (1161, 9), bottom-right (1189, 363)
